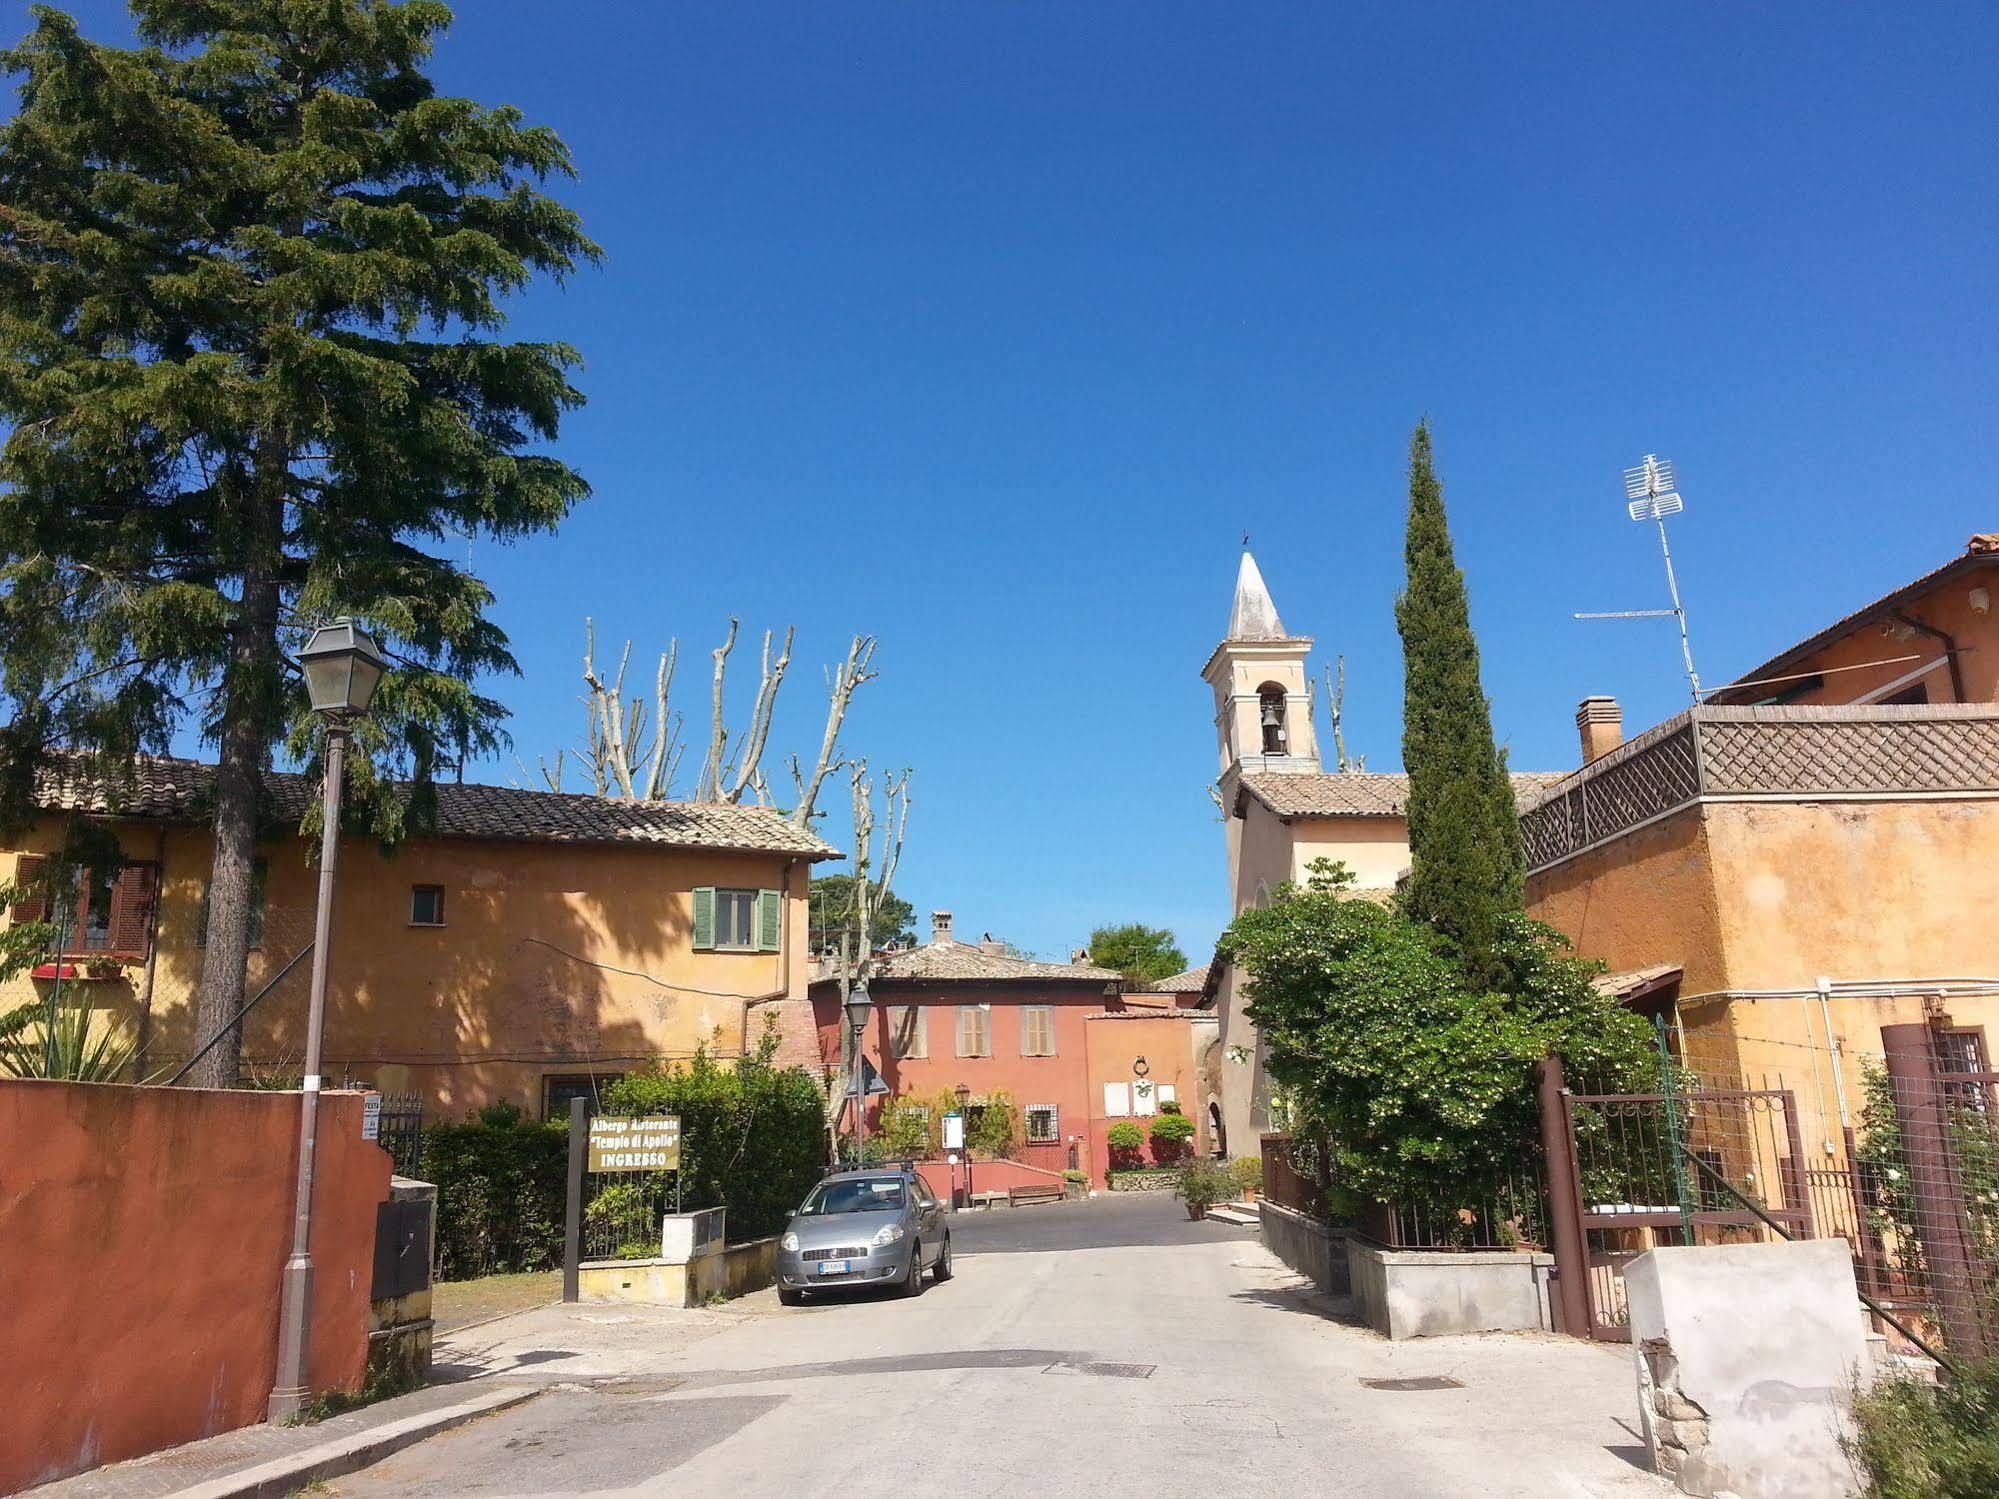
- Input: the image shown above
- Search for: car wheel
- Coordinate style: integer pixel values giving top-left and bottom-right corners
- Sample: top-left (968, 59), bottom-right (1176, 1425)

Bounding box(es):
top-left (901, 1240), bottom-right (925, 1297)
top-left (778, 1287), bottom-right (805, 1307)
top-left (933, 1233), bottom-right (954, 1282)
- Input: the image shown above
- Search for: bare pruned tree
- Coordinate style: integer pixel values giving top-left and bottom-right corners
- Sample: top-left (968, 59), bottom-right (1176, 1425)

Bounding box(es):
top-left (829, 759), bottom-right (912, 993)
top-left (525, 619), bottom-right (878, 828)
top-left (1326, 655), bottom-right (1366, 772)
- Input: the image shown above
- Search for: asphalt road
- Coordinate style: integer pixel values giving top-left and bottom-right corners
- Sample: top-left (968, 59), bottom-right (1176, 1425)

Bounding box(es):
top-left (331, 1195), bottom-right (1667, 1498)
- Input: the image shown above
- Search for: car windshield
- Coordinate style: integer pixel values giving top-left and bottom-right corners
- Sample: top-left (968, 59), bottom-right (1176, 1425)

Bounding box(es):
top-left (798, 1178), bottom-right (907, 1215)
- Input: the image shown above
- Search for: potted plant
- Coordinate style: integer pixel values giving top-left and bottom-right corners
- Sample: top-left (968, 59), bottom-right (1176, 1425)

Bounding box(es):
top-left (1228, 1155), bottom-right (1263, 1203)
top-left (1174, 1158), bottom-right (1231, 1220)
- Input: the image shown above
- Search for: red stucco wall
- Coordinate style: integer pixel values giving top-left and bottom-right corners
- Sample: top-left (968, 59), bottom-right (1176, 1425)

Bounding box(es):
top-left (0, 1081), bottom-right (392, 1494)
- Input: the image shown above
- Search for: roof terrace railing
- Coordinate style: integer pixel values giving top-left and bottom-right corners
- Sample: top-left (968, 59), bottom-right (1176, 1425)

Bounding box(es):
top-left (1520, 704), bottom-right (1999, 873)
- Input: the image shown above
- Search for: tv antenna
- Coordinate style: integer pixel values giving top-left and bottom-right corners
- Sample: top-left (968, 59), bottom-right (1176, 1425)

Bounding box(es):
top-left (1574, 453), bottom-right (1702, 701)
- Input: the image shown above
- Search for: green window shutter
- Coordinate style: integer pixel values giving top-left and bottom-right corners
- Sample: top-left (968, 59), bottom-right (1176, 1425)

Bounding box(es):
top-left (691, 887), bottom-right (716, 950)
top-left (755, 889), bottom-right (782, 952)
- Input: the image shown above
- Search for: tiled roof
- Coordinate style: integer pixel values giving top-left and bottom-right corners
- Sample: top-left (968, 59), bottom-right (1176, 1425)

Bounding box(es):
top-left (1146, 965), bottom-right (1213, 993)
top-left (1594, 963), bottom-right (1683, 1002)
top-left (1709, 538), bottom-right (1998, 705)
top-left (1237, 770), bottom-right (1568, 820)
top-left (865, 940), bottom-right (1122, 985)
top-left (31, 754), bottom-right (839, 859)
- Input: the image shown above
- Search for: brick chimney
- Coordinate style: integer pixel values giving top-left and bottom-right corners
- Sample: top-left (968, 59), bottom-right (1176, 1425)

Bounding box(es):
top-left (1577, 696), bottom-right (1623, 764)
top-left (930, 910), bottom-right (953, 946)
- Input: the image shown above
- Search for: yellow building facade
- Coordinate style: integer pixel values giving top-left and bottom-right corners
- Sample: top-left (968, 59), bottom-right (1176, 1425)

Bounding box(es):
top-left (3, 757), bottom-right (838, 1117)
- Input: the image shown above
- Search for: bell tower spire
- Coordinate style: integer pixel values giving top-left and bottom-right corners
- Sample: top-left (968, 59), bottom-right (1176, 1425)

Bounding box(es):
top-left (1202, 549), bottom-right (1319, 778)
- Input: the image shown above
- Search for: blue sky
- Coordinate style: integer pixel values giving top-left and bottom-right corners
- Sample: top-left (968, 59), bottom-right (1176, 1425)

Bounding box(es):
top-left (43, 3), bottom-right (1999, 960)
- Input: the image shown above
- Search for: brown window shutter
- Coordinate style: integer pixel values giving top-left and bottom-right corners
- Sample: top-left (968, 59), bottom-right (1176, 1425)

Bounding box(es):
top-left (9, 854), bottom-right (49, 924)
top-left (107, 862), bottom-right (159, 955)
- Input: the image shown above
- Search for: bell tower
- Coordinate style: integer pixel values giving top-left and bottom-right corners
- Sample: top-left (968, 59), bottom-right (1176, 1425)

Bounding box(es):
top-left (1202, 550), bottom-right (1320, 781)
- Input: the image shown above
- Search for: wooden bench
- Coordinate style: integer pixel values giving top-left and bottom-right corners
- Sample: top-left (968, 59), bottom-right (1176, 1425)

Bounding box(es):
top-left (1007, 1182), bottom-right (1067, 1208)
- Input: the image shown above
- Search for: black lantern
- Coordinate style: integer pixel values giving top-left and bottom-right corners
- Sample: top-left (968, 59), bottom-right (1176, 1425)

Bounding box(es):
top-left (298, 619), bottom-right (388, 718)
top-left (954, 1083), bottom-right (971, 1110)
top-left (844, 983), bottom-right (872, 1036)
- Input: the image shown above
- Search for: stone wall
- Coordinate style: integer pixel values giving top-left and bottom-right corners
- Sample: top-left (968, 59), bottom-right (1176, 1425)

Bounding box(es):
top-left (1346, 1238), bottom-right (1555, 1340)
top-left (1258, 1200), bottom-right (1350, 1294)
top-left (1624, 1239), bottom-right (1869, 1498)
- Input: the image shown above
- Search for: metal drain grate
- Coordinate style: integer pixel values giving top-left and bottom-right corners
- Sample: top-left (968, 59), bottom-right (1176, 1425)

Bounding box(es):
top-left (1361, 1375), bottom-right (1464, 1391)
top-left (1048, 1360), bottom-right (1156, 1379)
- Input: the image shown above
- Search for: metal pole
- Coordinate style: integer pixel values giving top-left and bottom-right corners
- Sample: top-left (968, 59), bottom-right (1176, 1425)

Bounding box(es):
top-left (1657, 1016), bottom-right (1696, 1242)
top-left (1536, 1056), bottom-right (1592, 1339)
top-left (849, 1020), bottom-right (867, 1166)
top-left (1657, 518), bottom-right (1701, 701)
top-left (562, 1096), bottom-right (585, 1303)
top-left (267, 723), bottom-right (347, 1423)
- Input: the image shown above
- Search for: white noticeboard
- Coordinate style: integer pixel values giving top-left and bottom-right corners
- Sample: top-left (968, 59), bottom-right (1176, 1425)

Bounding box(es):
top-left (1103, 1082), bottom-right (1131, 1117)
top-left (360, 1092), bottom-right (382, 1141)
top-left (942, 1111), bottom-right (966, 1150)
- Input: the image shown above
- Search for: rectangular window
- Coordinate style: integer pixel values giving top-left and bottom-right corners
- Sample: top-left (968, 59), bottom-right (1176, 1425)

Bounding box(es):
top-left (889, 1005), bottom-right (927, 1059)
top-left (1020, 1005), bottom-right (1056, 1057)
top-left (693, 886), bottom-right (781, 952)
top-left (1025, 1104), bottom-right (1059, 1142)
top-left (543, 1073), bottom-right (622, 1121)
top-left (956, 1004), bottom-right (991, 1058)
top-left (714, 888), bottom-right (757, 950)
top-left (410, 885), bottom-right (446, 926)
top-left (1103, 1082), bottom-right (1131, 1117)
top-left (78, 867), bottom-right (116, 952)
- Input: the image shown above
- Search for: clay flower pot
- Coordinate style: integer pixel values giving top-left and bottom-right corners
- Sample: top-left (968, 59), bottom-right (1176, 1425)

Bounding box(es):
top-left (1186, 1202), bottom-right (1207, 1221)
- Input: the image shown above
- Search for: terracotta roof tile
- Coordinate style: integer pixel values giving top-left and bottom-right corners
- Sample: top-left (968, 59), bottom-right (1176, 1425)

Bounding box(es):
top-left (1237, 770), bottom-right (1567, 820)
top-left (866, 941), bottom-right (1122, 985)
top-left (32, 754), bottom-right (838, 859)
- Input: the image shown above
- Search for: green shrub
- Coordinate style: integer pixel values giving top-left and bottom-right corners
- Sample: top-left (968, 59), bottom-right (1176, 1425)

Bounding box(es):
top-left (1106, 1119), bottom-right (1145, 1168)
top-left (1229, 1156), bottom-right (1264, 1193)
top-left (419, 1112), bottom-right (568, 1280)
top-left (874, 1094), bottom-right (932, 1160)
top-left (967, 1092), bottom-right (1019, 1158)
top-left (601, 1050), bottom-right (826, 1242)
top-left (1850, 1359), bottom-right (1999, 1498)
top-left (1062, 1168), bottom-right (1088, 1184)
top-left (1148, 1110), bottom-right (1197, 1163)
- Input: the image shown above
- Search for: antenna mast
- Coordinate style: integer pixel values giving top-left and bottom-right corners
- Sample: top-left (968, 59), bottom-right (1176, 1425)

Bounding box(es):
top-left (1575, 453), bottom-right (1702, 701)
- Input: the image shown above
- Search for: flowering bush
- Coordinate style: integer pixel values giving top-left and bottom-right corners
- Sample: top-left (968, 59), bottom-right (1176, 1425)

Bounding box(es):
top-left (1220, 859), bottom-right (1651, 1210)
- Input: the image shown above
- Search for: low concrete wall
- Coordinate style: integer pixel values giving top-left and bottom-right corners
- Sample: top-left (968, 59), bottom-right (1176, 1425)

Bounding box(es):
top-left (578, 1235), bottom-right (781, 1307)
top-left (1346, 1237), bottom-right (1556, 1340)
top-left (0, 1080), bottom-right (391, 1493)
top-left (1625, 1239), bottom-right (1868, 1498)
top-left (1258, 1200), bottom-right (1350, 1294)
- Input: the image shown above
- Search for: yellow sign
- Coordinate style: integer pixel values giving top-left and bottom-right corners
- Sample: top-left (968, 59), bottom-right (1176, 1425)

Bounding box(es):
top-left (587, 1114), bottom-right (681, 1173)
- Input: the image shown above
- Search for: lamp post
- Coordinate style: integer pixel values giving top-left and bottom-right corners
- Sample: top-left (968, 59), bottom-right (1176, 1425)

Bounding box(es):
top-left (844, 983), bottom-right (872, 1168)
top-left (268, 619), bottom-right (387, 1425)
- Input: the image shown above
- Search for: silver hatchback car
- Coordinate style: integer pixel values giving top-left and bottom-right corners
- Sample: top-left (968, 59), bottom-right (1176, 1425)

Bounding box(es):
top-left (776, 1167), bottom-right (953, 1304)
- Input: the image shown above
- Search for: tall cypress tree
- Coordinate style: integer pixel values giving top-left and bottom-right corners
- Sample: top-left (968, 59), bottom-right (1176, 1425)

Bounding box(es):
top-left (1394, 421), bottom-right (1524, 981)
top-left (0, 2), bottom-right (598, 1084)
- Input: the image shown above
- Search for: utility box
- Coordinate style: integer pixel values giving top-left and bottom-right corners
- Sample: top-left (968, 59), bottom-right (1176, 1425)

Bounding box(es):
top-left (660, 1206), bottom-right (726, 1264)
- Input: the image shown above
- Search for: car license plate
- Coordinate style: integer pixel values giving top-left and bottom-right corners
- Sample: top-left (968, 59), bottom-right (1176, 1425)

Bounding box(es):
top-left (817, 1259), bottom-right (850, 1276)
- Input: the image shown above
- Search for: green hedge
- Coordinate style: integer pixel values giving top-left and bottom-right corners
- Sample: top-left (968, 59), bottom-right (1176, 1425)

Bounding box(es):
top-left (601, 1053), bottom-right (826, 1243)
top-left (419, 1110), bottom-right (568, 1280)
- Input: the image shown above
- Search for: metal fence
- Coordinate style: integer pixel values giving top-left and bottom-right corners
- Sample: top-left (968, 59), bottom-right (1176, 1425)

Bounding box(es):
top-left (371, 1093), bottom-right (423, 1178)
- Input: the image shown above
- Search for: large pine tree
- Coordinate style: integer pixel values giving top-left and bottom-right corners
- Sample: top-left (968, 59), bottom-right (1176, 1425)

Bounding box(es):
top-left (1394, 421), bottom-right (1524, 981)
top-left (0, 1), bottom-right (597, 1084)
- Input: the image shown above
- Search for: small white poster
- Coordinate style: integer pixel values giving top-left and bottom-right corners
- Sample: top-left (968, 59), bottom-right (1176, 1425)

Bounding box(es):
top-left (942, 1112), bottom-right (966, 1150)
top-left (361, 1092), bottom-right (382, 1141)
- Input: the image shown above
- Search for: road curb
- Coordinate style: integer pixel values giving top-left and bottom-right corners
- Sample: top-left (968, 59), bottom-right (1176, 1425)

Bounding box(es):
top-left (164, 1385), bottom-right (541, 1498)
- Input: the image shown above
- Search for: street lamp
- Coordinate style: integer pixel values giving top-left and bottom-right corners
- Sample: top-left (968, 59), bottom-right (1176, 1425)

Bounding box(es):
top-left (268, 619), bottom-right (386, 1424)
top-left (844, 984), bottom-right (872, 1168)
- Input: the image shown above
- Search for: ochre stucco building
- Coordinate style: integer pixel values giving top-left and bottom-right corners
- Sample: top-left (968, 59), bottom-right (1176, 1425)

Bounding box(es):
top-left (1523, 536), bottom-right (1999, 1166)
top-left (2, 756), bottom-right (837, 1116)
